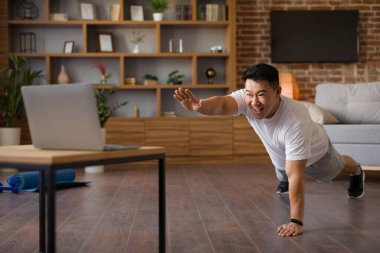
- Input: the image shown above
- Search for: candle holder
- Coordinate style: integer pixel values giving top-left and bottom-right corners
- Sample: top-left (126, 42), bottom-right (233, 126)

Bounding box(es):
top-left (19, 32), bottom-right (36, 53)
top-left (169, 39), bottom-right (183, 53)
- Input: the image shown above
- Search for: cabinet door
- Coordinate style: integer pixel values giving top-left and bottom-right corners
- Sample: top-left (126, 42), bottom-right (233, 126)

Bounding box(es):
top-left (190, 118), bottom-right (233, 156)
top-left (106, 118), bottom-right (145, 145)
top-left (233, 117), bottom-right (267, 155)
top-left (145, 118), bottom-right (189, 156)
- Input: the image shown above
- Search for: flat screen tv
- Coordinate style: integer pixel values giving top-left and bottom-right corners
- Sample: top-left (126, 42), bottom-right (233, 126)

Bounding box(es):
top-left (270, 10), bottom-right (359, 63)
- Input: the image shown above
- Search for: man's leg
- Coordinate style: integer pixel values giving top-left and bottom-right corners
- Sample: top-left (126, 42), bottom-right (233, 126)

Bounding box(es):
top-left (275, 168), bottom-right (289, 194)
top-left (342, 155), bottom-right (365, 198)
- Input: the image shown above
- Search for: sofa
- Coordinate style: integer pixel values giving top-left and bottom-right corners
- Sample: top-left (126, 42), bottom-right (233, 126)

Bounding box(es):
top-left (310, 82), bottom-right (380, 168)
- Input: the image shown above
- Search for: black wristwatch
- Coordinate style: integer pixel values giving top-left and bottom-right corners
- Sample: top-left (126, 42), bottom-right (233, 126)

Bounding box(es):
top-left (290, 218), bottom-right (303, 226)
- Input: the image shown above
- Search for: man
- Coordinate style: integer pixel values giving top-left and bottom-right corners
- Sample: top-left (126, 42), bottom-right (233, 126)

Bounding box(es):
top-left (173, 63), bottom-right (364, 237)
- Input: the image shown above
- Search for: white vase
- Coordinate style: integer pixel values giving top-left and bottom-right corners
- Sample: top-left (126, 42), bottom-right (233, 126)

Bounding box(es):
top-left (0, 127), bottom-right (21, 172)
top-left (153, 13), bottom-right (163, 21)
top-left (132, 44), bottom-right (140, 54)
top-left (85, 128), bottom-right (106, 173)
top-left (58, 65), bottom-right (69, 84)
top-left (0, 127), bottom-right (21, 146)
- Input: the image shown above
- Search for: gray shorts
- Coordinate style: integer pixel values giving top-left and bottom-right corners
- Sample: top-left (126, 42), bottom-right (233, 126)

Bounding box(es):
top-left (275, 141), bottom-right (345, 182)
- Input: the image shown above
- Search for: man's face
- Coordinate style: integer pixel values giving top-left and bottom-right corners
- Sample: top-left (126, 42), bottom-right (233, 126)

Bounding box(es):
top-left (244, 79), bottom-right (281, 119)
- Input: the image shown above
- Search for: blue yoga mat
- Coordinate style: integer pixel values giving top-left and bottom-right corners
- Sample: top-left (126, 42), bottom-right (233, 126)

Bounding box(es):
top-left (7, 169), bottom-right (89, 192)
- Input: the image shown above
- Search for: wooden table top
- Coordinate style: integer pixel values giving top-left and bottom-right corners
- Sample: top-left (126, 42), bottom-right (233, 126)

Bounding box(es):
top-left (0, 145), bottom-right (165, 166)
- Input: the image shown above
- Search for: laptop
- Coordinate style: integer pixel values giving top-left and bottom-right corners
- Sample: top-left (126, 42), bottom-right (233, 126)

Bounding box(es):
top-left (22, 83), bottom-right (138, 151)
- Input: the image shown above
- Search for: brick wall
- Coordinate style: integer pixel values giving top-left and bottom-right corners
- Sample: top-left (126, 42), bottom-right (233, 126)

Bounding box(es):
top-left (236, 0), bottom-right (380, 100)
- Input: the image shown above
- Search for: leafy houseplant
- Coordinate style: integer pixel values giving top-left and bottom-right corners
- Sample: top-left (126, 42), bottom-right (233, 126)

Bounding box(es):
top-left (166, 70), bottom-right (184, 85)
top-left (0, 54), bottom-right (43, 127)
top-left (149, 0), bottom-right (168, 12)
top-left (143, 74), bottom-right (158, 85)
top-left (95, 64), bottom-right (128, 127)
top-left (149, 0), bottom-right (168, 21)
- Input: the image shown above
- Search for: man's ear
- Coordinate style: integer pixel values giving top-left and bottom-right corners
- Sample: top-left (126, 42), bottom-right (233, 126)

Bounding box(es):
top-left (277, 86), bottom-right (282, 97)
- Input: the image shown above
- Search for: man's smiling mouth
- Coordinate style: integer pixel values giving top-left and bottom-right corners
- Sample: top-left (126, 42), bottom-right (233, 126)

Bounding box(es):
top-left (250, 106), bottom-right (264, 113)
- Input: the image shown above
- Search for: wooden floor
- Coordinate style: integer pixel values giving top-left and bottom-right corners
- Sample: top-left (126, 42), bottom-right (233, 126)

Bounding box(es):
top-left (0, 163), bottom-right (379, 253)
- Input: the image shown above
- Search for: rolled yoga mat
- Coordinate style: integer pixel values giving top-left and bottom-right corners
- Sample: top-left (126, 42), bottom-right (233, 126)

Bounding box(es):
top-left (7, 169), bottom-right (89, 192)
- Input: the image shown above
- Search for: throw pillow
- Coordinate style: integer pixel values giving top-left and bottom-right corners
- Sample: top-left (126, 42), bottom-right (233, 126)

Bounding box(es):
top-left (300, 102), bottom-right (340, 124)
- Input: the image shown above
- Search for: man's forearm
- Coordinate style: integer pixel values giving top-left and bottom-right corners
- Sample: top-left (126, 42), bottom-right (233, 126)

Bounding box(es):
top-left (197, 96), bottom-right (231, 116)
top-left (288, 175), bottom-right (305, 221)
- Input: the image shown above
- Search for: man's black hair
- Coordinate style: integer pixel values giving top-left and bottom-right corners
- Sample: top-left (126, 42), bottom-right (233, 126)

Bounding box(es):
top-left (242, 63), bottom-right (279, 90)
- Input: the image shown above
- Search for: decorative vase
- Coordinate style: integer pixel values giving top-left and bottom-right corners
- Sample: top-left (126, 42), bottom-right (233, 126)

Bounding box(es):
top-left (100, 74), bottom-right (108, 85)
top-left (85, 128), bottom-right (106, 173)
top-left (132, 44), bottom-right (140, 54)
top-left (0, 127), bottom-right (21, 172)
top-left (0, 127), bottom-right (21, 146)
top-left (57, 65), bottom-right (69, 84)
top-left (153, 13), bottom-right (163, 21)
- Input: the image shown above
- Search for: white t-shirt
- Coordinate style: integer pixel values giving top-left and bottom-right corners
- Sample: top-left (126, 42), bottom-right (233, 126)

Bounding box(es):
top-left (230, 90), bottom-right (329, 170)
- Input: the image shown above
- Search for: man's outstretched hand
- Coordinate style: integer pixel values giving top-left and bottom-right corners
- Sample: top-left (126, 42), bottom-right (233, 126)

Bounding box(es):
top-left (277, 222), bottom-right (303, 237)
top-left (173, 88), bottom-right (202, 112)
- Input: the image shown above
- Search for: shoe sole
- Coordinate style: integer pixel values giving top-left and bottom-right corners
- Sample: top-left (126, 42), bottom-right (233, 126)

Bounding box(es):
top-left (276, 191), bottom-right (289, 195)
top-left (347, 170), bottom-right (365, 199)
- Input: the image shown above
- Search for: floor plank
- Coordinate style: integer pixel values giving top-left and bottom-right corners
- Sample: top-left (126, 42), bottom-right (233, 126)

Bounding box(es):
top-left (0, 163), bottom-right (379, 253)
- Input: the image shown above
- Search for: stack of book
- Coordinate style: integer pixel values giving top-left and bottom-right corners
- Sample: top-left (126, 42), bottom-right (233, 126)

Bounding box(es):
top-left (161, 111), bottom-right (176, 117)
top-left (198, 4), bottom-right (227, 21)
top-left (176, 4), bottom-right (192, 20)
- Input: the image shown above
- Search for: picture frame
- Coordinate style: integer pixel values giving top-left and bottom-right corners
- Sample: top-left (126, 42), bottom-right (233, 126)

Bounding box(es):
top-left (63, 41), bottom-right (75, 53)
top-left (80, 3), bottom-right (96, 20)
top-left (98, 33), bottom-right (114, 52)
top-left (130, 5), bottom-right (144, 21)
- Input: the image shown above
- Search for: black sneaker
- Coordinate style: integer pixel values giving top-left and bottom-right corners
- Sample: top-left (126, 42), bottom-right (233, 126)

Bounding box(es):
top-left (347, 166), bottom-right (365, 198)
top-left (276, 181), bottom-right (289, 194)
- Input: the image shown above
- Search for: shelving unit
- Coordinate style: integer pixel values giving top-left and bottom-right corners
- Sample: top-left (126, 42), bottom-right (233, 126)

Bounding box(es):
top-left (6, 0), bottom-right (236, 117)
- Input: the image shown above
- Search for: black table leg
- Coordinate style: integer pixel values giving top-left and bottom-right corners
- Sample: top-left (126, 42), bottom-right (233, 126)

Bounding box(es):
top-left (39, 169), bottom-right (46, 253)
top-left (47, 168), bottom-right (56, 253)
top-left (159, 157), bottom-right (166, 253)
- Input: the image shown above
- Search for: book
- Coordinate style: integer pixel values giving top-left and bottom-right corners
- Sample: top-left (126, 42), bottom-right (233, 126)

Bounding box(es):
top-left (197, 4), bottom-right (206, 21)
top-left (176, 4), bottom-right (192, 20)
top-left (111, 4), bottom-right (120, 21)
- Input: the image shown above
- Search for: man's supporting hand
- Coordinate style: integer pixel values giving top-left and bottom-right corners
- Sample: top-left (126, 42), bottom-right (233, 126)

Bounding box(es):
top-left (277, 222), bottom-right (303, 237)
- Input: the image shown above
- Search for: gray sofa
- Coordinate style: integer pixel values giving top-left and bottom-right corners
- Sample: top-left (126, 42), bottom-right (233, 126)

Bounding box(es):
top-left (314, 82), bottom-right (380, 167)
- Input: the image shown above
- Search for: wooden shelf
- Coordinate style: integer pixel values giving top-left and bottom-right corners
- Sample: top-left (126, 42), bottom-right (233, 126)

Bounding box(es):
top-left (6, 0), bottom-right (236, 118)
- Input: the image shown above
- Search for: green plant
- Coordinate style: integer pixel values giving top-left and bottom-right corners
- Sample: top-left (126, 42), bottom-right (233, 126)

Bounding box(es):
top-left (0, 54), bottom-right (43, 127)
top-left (143, 74), bottom-right (158, 81)
top-left (131, 31), bottom-right (146, 45)
top-left (149, 0), bottom-right (168, 13)
top-left (166, 70), bottom-right (184, 84)
top-left (94, 63), bottom-right (128, 127)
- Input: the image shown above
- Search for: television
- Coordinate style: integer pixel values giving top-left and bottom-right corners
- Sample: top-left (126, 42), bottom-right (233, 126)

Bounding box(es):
top-left (270, 10), bottom-right (359, 63)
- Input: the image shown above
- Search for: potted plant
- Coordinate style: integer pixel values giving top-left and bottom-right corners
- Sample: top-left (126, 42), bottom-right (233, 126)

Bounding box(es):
top-left (149, 0), bottom-right (168, 21)
top-left (0, 54), bottom-right (42, 146)
top-left (94, 63), bottom-right (128, 128)
top-left (87, 64), bottom-right (128, 173)
top-left (143, 74), bottom-right (159, 85)
top-left (166, 70), bottom-right (184, 84)
top-left (131, 30), bottom-right (146, 54)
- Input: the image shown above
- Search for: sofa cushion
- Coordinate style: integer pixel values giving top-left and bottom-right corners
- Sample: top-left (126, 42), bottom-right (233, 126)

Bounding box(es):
top-left (299, 102), bottom-right (339, 124)
top-left (323, 124), bottom-right (380, 144)
top-left (315, 82), bottom-right (380, 124)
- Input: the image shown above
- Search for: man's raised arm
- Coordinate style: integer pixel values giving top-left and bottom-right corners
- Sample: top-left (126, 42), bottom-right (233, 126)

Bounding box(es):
top-left (173, 88), bottom-right (238, 116)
